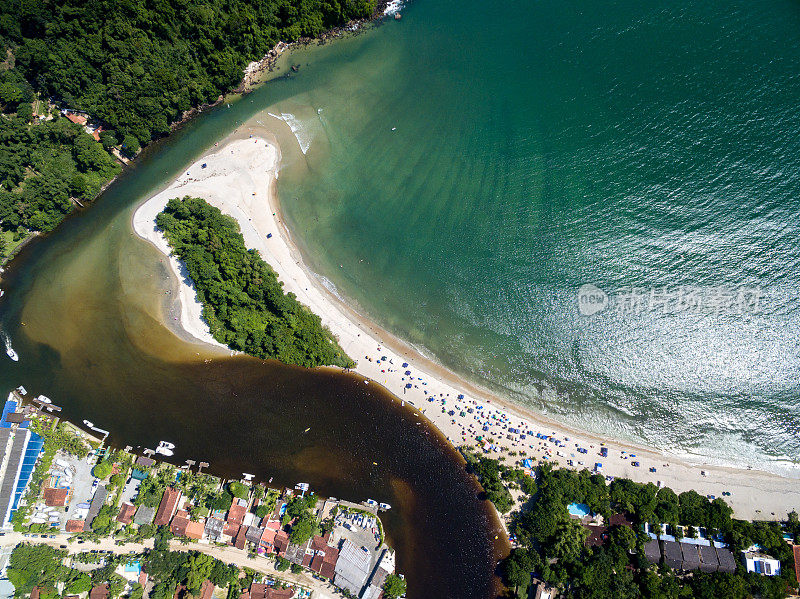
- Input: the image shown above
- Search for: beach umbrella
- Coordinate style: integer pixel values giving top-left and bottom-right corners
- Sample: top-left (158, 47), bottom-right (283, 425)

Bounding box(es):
top-left (404, 370), bottom-right (411, 375)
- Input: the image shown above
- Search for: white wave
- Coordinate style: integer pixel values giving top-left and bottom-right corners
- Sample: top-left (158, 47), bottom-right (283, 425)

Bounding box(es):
top-left (316, 274), bottom-right (347, 303)
top-left (383, 0), bottom-right (403, 16)
top-left (268, 112), bottom-right (312, 154)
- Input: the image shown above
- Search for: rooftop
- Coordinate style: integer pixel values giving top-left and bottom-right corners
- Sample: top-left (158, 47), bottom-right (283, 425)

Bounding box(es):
top-left (43, 487), bottom-right (69, 507)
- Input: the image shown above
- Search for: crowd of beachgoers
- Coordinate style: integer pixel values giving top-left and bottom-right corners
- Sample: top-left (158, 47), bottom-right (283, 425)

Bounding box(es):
top-left (133, 132), bottom-right (800, 524)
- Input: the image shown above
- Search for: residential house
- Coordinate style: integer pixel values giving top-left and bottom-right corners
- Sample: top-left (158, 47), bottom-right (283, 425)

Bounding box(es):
top-left (273, 530), bottom-right (289, 556)
top-left (681, 543), bottom-right (700, 571)
top-left (154, 487), bottom-right (182, 526)
top-left (117, 502), bottom-right (137, 525)
top-left (171, 515), bottom-right (204, 540)
top-left (134, 505), bottom-right (156, 526)
top-left (716, 546), bottom-right (736, 574)
top-left (89, 585), bottom-right (109, 599)
top-left (259, 520), bottom-right (280, 553)
top-left (643, 540), bottom-right (661, 564)
top-left (233, 525), bottom-right (248, 550)
top-left (84, 486), bottom-right (108, 531)
top-left (245, 583), bottom-right (295, 599)
top-left (698, 544), bottom-right (719, 573)
top-left (793, 544), bottom-right (800, 589)
top-left (199, 580), bottom-right (215, 599)
top-left (43, 487), bottom-right (69, 507)
top-left (246, 525), bottom-right (264, 546)
top-left (743, 551), bottom-right (781, 576)
top-left (205, 517), bottom-right (225, 542)
top-left (65, 519), bottom-right (85, 533)
top-left (227, 499), bottom-right (247, 527)
top-left (661, 540), bottom-right (683, 570)
top-left (135, 456), bottom-right (155, 468)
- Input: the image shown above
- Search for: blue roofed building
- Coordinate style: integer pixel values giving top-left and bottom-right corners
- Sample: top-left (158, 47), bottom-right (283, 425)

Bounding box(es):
top-left (0, 398), bottom-right (45, 528)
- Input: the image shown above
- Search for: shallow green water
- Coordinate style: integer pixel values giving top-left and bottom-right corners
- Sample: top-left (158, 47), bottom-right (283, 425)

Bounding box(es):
top-left (270, 0), bottom-right (800, 471)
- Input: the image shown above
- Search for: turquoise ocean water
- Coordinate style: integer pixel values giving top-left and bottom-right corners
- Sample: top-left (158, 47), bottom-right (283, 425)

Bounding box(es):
top-left (268, 0), bottom-right (800, 471)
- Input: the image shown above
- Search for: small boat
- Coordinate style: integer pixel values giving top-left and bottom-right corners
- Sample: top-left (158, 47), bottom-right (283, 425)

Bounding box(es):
top-left (303, 427), bottom-right (310, 433)
top-left (3, 335), bottom-right (17, 361)
top-left (36, 395), bottom-right (51, 404)
top-left (15, 386), bottom-right (27, 395)
top-left (242, 473), bottom-right (254, 481)
top-left (379, 503), bottom-right (391, 510)
top-left (155, 441), bottom-right (175, 456)
top-left (83, 420), bottom-right (94, 428)
top-left (365, 499), bottom-right (378, 507)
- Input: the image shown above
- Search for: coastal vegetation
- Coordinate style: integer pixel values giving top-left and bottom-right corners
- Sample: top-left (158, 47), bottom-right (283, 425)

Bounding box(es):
top-left (0, 0), bottom-right (375, 147)
top-left (0, 74), bottom-right (120, 257)
top-left (156, 196), bottom-right (354, 368)
top-left (496, 462), bottom-right (798, 598)
top-left (0, 0), bottom-right (375, 256)
top-left (283, 492), bottom-right (320, 545)
top-left (6, 542), bottom-right (244, 599)
top-left (383, 573), bottom-right (407, 598)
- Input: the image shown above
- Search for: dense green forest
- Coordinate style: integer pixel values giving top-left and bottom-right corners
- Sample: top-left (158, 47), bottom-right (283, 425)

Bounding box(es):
top-left (0, 0), bottom-right (375, 147)
top-left (495, 462), bottom-right (799, 599)
top-left (0, 67), bottom-right (119, 255)
top-left (0, 0), bottom-right (375, 256)
top-left (157, 196), bottom-right (354, 368)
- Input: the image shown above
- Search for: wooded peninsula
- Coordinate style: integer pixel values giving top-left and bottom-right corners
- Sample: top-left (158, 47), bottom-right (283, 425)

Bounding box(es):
top-left (156, 196), bottom-right (354, 368)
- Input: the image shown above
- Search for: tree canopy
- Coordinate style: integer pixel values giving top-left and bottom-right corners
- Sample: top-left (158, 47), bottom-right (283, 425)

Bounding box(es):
top-left (0, 0), bottom-right (375, 147)
top-left (497, 462), bottom-right (796, 599)
top-left (157, 196), bottom-right (354, 368)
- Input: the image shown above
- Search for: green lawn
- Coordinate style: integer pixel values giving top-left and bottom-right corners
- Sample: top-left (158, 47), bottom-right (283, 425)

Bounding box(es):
top-left (1, 229), bottom-right (32, 261)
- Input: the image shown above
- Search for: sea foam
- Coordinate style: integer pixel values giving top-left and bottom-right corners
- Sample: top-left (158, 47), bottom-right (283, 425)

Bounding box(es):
top-left (268, 112), bottom-right (312, 154)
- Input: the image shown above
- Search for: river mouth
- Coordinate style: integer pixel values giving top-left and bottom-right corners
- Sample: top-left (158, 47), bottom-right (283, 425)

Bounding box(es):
top-left (0, 64), bottom-right (507, 598)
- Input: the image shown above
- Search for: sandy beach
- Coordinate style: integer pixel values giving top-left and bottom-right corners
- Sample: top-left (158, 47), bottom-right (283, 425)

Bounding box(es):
top-left (133, 135), bottom-right (800, 523)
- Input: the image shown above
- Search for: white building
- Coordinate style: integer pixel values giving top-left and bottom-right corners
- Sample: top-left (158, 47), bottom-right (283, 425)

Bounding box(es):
top-left (742, 550), bottom-right (781, 576)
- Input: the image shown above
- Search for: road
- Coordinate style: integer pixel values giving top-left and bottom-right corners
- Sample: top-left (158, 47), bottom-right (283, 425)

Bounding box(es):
top-left (0, 532), bottom-right (342, 599)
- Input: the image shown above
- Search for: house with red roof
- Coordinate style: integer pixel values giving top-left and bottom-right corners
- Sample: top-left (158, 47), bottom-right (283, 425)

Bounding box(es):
top-left (65, 519), bottom-right (85, 533)
top-left (307, 534), bottom-right (339, 579)
top-left (258, 519), bottom-right (281, 553)
top-left (90, 585), bottom-right (110, 599)
top-left (223, 521), bottom-right (240, 537)
top-left (171, 515), bottom-right (205, 540)
top-left (233, 525), bottom-right (248, 550)
top-left (199, 580), bottom-right (215, 599)
top-left (43, 487), bottom-right (69, 507)
top-left (117, 502), bottom-right (137, 525)
top-left (227, 499), bottom-right (247, 527)
top-left (154, 487), bottom-right (182, 526)
top-left (244, 583), bottom-right (295, 599)
top-left (273, 530), bottom-right (289, 556)
top-left (64, 112), bottom-right (88, 126)
top-left (793, 544), bottom-right (800, 588)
